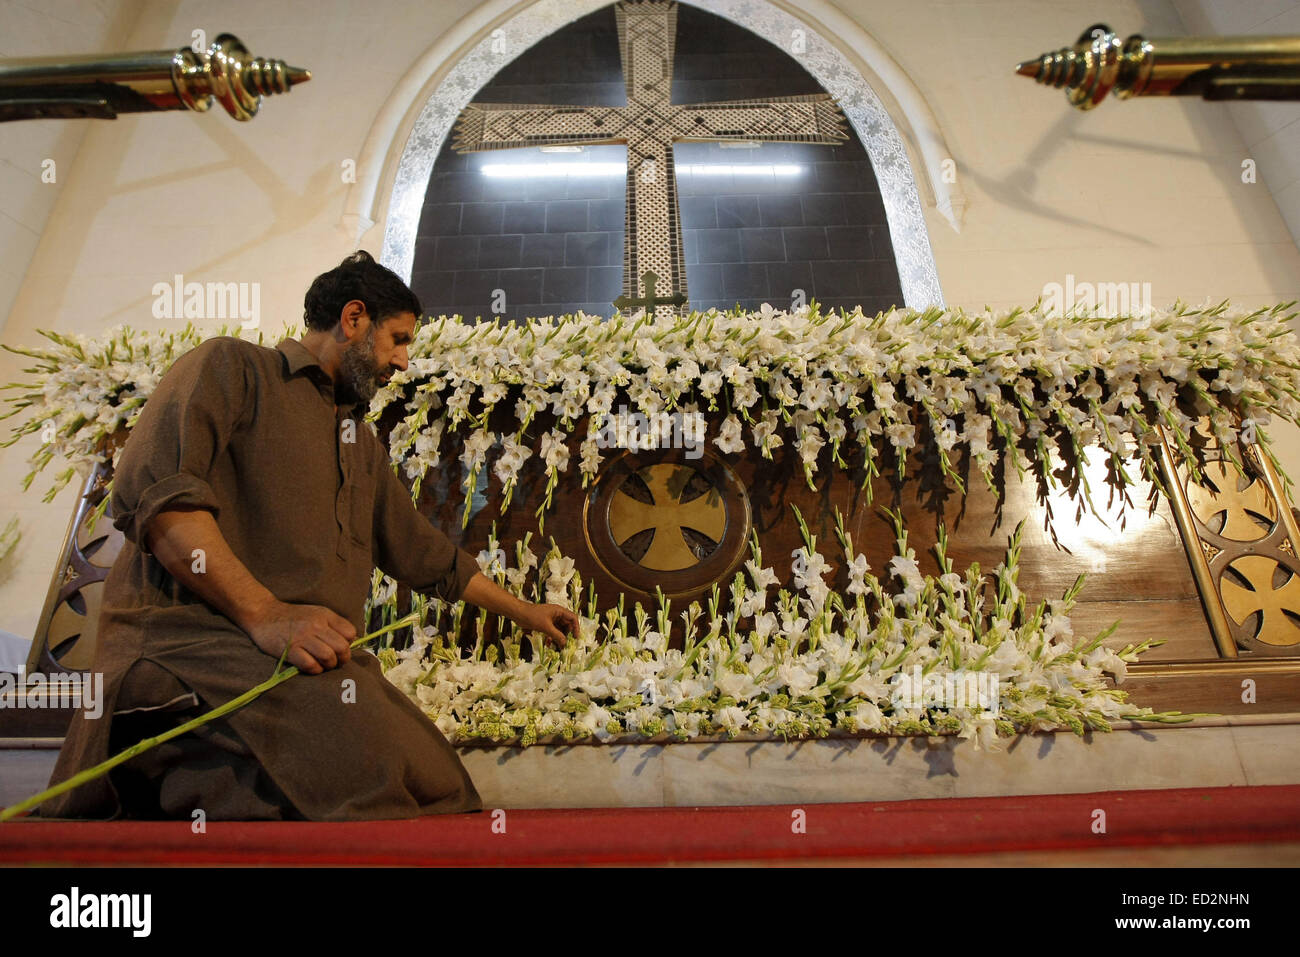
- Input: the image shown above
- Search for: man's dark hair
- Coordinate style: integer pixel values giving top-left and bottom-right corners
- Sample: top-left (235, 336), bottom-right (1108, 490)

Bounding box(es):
top-left (303, 250), bottom-right (422, 331)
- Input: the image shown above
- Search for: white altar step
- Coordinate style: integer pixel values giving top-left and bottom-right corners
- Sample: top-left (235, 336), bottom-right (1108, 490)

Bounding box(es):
top-left (2, 715), bottom-right (1297, 812)
top-left (459, 715), bottom-right (1300, 808)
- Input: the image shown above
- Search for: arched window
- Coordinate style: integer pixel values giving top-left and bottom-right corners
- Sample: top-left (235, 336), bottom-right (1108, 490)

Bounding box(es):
top-left (375, 0), bottom-right (946, 318)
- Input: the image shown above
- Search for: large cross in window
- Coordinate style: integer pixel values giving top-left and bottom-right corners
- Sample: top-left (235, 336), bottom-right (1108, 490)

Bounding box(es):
top-left (451, 0), bottom-right (848, 317)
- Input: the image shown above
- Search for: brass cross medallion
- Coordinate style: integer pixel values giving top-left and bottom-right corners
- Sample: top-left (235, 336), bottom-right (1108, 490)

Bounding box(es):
top-left (608, 463), bottom-right (726, 571)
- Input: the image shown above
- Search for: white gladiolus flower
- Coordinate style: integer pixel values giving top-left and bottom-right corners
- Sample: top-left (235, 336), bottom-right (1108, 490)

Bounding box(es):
top-left (480, 382), bottom-right (508, 407)
top-left (577, 705), bottom-right (616, 741)
top-left (543, 554), bottom-right (576, 606)
top-left (849, 701), bottom-right (885, 732)
top-left (493, 434), bottom-right (533, 486)
top-left (383, 658), bottom-right (423, 696)
top-left (1084, 646), bottom-right (1129, 683)
top-left (938, 572), bottom-right (965, 595)
top-left (579, 435), bottom-right (603, 478)
top-left (540, 429), bottom-right (571, 471)
top-left (776, 661), bottom-right (819, 698)
top-left (715, 670), bottom-right (761, 702)
top-left (458, 429), bottom-right (496, 472)
top-left (888, 555), bottom-right (925, 607)
top-left (746, 560), bottom-right (779, 593)
top-left (793, 549), bottom-right (830, 588)
top-left (781, 613), bottom-right (810, 645)
top-left (986, 640), bottom-right (1027, 678)
top-left (675, 711), bottom-right (705, 738)
top-left (751, 412), bottom-right (784, 453)
top-left (714, 414), bottom-right (746, 454)
top-left (846, 554), bottom-right (872, 596)
top-left (737, 589), bottom-right (766, 618)
top-left (752, 612), bottom-right (778, 640)
top-left (434, 714), bottom-right (459, 736)
top-left (636, 630), bottom-right (668, 657)
top-left (795, 427), bottom-right (825, 468)
top-left (715, 705), bottom-right (750, 734)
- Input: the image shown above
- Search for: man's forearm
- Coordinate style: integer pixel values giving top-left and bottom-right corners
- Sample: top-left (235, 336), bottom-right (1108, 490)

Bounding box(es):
top-left (144, 506), bottom-right (278, 633)
top-left (460, 572), bottom-right (534, 620)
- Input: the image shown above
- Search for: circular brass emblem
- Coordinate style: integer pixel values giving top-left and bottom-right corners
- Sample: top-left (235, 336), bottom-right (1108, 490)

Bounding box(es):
top-left (585, 448), bottom-right (751, 598)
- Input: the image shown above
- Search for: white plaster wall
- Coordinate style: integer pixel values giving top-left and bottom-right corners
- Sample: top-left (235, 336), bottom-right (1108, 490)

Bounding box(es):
top-left (0, 0), bottom-right (143, 646)
top-left (0, 0), bottom-right (487, 643)
top-left (1174, 0), bottom-right (1300, 249)
top-left (0, 0), bottom-right (138, 341)
top-left (2, 0), bottom-right (1299, 648)
top-left (816, 0), bottom-right (1300, 309)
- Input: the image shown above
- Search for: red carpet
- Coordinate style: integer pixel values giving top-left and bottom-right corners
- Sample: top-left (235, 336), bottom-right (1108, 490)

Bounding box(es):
top-left (2, 785), bottom-right (1298, 866)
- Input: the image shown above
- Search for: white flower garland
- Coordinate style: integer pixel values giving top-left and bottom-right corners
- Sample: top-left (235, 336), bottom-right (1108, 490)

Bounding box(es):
top-left (371, 301), bottom-right (1300, 530)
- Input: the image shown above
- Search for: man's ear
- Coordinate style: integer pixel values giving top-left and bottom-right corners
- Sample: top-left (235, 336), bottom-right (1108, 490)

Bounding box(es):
top-left (337, 299), bottom-right (370, 340)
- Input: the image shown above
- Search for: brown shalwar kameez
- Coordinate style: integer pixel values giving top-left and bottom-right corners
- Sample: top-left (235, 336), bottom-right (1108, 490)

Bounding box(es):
top-left (41, 336), bottom-right (483, 821)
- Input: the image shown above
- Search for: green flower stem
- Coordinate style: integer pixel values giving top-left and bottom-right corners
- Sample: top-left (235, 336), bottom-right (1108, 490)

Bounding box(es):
top-left (0, 613), bottom-right (420, 823)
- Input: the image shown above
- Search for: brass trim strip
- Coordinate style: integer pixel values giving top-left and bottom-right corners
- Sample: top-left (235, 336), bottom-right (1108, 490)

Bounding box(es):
top-left (1129, 657), bottom-right (1300, 677)
top-left (0, 738), bottom-right (65, 749)
top-left (1155, 426), bottom-right (1239, 658)
top-left (26, 467), bottom-right (99, 673)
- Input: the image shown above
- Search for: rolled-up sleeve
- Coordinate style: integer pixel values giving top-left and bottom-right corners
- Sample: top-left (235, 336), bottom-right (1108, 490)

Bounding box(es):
top-left (371, 453), bottom-right (479, 602)
top-left (111, 337), bottom-right (250, 555)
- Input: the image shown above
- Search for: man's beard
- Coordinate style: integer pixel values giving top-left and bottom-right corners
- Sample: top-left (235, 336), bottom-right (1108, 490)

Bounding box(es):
top-left (336, 326), bottom-right (382, 406)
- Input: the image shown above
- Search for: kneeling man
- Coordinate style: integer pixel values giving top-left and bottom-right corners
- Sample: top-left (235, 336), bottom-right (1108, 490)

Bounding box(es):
top-left (43, 251), bottom-right (576, 821)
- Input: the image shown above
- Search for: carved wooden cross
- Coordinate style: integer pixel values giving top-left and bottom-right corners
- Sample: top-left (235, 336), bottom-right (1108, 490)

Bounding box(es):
top-left (451, 0), bottom-right (848, 317)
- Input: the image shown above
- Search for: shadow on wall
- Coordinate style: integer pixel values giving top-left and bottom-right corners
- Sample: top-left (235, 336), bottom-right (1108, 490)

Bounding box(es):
top-left (0, 515), bottom-right (17, 583)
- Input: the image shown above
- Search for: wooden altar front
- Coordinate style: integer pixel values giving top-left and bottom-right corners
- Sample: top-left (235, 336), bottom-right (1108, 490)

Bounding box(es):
top-left (15, 401), bottom-right (1300, 736)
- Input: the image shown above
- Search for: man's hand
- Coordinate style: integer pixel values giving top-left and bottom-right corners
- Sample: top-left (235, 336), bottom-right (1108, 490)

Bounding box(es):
top-left (245, 599), bottom-right (358, 675)
top-left (511, 602), bottom-right (580, 646)
top-left (461, 572), bottom-right (579, 646)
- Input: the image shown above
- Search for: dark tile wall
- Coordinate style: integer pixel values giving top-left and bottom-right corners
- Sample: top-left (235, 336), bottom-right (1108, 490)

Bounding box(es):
top-left (412, 143), bottom-right (628, 321)
top-left (410, 3), bottom-right (903, 322)
top-left (677, 140), bottom-right (901, 316)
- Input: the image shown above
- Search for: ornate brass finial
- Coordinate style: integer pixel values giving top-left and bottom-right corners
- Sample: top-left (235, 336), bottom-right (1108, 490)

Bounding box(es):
top-left (1017, 24), bottom-right (1300, 110)
top-left (0, 32), bottom-right (310, 122)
